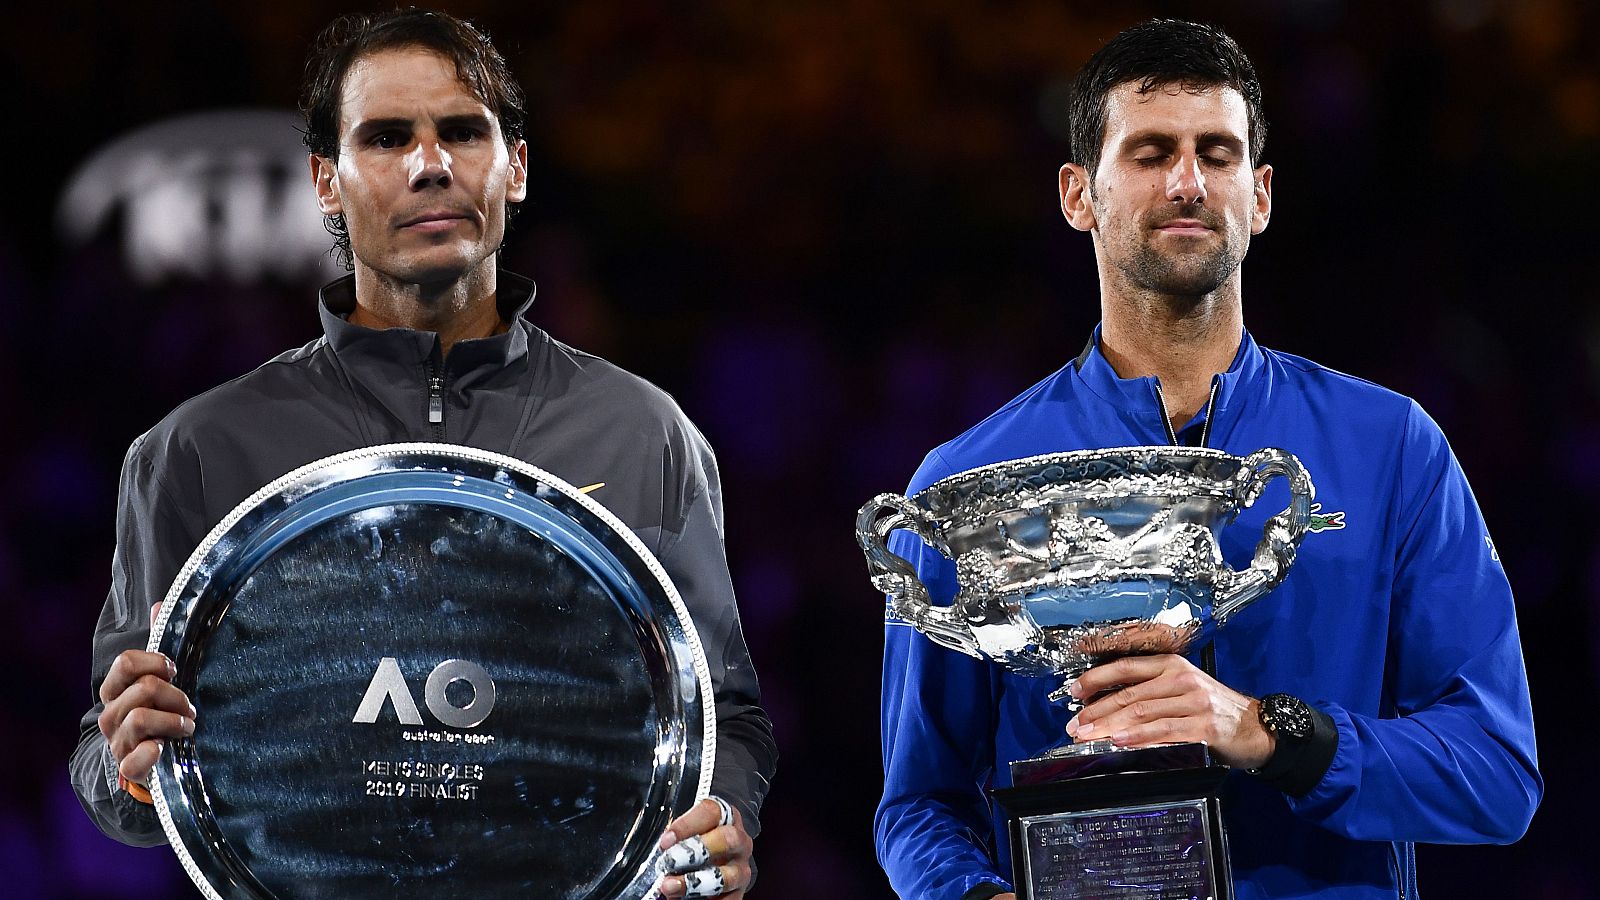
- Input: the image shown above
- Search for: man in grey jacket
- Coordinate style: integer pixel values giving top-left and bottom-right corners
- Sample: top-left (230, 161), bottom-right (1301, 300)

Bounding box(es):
top-left (69, 10), bottom-right (775, 898)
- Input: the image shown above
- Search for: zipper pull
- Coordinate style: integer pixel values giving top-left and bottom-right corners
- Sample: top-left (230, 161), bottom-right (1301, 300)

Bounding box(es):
top-left (428, 375), bottom-right (444, 424)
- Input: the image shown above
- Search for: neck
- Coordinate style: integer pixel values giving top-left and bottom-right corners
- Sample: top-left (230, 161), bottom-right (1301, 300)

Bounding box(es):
top-left (348, 262), bottom-right (506, 357)
top-left (1098, 272), bottom-right (1244, 432)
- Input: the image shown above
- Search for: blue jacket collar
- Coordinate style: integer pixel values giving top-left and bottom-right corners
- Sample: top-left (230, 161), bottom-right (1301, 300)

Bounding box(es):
top-left (1071, 323), bottom-right (1266, 440)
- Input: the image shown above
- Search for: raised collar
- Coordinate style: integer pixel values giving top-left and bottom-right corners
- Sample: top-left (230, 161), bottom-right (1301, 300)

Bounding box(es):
top-left (317, 269), bottom-right (538, 377)
top-left (1071, 322), bottom-right (1266, 422)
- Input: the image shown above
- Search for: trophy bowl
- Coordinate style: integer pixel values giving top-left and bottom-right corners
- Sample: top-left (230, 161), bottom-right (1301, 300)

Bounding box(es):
top-left (858, 446), bottom-right (1313, 702)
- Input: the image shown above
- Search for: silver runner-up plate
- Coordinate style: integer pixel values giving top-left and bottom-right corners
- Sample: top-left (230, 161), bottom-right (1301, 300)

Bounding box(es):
top-left (146, 443), bottom-right (714, 900)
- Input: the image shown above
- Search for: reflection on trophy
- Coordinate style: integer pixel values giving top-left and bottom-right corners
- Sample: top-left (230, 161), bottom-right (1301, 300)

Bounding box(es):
top-left (858, 446), bottom-right (1313, 900)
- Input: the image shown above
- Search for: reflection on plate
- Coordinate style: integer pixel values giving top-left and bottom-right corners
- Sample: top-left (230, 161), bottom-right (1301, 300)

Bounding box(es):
top-left (147, 443), bottom-right (712, 900)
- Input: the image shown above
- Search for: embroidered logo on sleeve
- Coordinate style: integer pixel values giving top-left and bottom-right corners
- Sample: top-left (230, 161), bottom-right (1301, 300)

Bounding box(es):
top-left (1307, 502), bottom-right (1346, 533)
top-left (1485, 534), bottom-right (1501, 562)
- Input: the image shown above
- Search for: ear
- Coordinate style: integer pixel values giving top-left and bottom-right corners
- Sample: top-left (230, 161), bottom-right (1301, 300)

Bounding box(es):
top-left (1059, 162), bottom-right (1097, 232)
top-left (310, 154), bottom-right (342, 216)
top-left (506, 139), bottom-right (528, 204)
top-left (1251, 163), bottom-right (1273, 235)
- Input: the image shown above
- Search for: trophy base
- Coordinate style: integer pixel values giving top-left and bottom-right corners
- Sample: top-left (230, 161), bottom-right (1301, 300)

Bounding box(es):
top-left (1027, 738), bottom-right (1122, 762)
top-left (993, 742), bottom-right (1234, 900)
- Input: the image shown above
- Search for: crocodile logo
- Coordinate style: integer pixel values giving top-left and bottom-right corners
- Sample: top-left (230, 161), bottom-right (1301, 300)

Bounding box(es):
top-left (1307, 502), bottom-right (1346, 533)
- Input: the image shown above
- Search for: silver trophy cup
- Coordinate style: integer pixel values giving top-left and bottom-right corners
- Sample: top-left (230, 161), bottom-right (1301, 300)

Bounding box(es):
top-left (859, 445), bottom-right (1313, 703)
top-left (859, 445), bottom-right (1314, 900)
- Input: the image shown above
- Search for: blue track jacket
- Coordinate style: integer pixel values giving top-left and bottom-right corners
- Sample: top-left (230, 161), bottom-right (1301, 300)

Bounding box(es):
top-left (878, 328), bottom-right (1541, 899)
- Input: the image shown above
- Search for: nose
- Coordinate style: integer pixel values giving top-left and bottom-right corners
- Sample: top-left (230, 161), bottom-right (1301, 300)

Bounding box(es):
top-left (407, 140), bottom-right (453, 191)
top-left (1165, 153), bottom-right (1205, 206)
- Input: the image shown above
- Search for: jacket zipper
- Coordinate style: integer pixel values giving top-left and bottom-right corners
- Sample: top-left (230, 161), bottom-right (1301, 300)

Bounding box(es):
top-left (1150, 376), bottom-right (1221, 449)
top-left (426, 360), bottom-right (445, 441)
top-left (1151, 381), bottom-right (1180, 445)
top-left (1155, 375), bottom-right (1223, 682)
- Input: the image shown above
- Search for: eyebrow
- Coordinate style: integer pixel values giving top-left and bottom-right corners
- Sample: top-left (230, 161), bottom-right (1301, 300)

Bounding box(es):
top-left (349, 112), bottom-right (495, 140)
top-left (1120, 130), bottom-right (1247, 154)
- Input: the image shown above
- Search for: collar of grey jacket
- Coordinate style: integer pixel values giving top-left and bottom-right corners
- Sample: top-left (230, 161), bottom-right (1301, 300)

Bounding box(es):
top-left (316, 269), bottom-right (540, 374)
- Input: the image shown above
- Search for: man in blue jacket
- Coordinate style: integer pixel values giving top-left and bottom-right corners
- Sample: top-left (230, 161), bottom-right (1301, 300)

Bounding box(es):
top-left (877, 19), bottom-right (1540, 900)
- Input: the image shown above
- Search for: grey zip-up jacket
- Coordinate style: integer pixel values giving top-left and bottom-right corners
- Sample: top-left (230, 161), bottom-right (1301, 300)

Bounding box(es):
top-left (70, 271), bottom-right (776, 846)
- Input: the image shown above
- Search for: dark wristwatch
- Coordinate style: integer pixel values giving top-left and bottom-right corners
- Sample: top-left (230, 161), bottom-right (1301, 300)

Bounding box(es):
top-left (1258, 693), bottom-right (1315, 744)
top-left (1250, 693), bottom-right (1337, 796)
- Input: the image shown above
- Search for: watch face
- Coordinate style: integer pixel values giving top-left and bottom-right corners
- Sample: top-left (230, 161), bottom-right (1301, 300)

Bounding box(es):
top-left (147, 443), bottom-right (714, 900)
top-left (1264, 695), bottom-right (1313, 740)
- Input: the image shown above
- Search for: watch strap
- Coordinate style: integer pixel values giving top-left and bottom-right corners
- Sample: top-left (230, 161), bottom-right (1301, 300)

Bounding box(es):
top-left (1252, 699), bottom-right (1337, 797)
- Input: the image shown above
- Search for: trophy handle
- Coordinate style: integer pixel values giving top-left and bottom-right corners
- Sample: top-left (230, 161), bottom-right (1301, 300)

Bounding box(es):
top-left (1212, 448), bottom-right (1315, 624)
top-left (856, 493), bottom-right (983, 658)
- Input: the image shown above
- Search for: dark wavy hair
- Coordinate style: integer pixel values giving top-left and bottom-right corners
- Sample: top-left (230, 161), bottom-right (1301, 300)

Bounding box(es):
top-left (1067, 19), bottom-right (1266, 178)
top-left (299, 8), bottom-right (527, 270)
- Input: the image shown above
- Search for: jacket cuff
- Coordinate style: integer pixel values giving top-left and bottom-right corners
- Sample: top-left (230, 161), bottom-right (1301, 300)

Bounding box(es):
top-left (102, 742), bottom-right (122, 795)
top-left (1251, 702), bottom-right (1338, 797)
top-left (962, 884), bottom-right (1009, 900)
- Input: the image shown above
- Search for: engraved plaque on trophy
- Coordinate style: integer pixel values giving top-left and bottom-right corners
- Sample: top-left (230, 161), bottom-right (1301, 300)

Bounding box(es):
top-left (858, 447), bottom-right (1314, 899)
top-left (148, 444), bottom-right (714, 900)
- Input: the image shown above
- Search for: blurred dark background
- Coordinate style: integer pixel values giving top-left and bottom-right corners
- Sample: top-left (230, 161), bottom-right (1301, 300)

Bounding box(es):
top-left (3, 0), bottom-right (1596, 896)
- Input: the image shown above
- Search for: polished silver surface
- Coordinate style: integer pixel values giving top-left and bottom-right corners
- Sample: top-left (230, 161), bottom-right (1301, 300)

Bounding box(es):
top-left (148, 443), bottom-right (713, 900)
top-left (859, 446), bottom-right (1313, 699)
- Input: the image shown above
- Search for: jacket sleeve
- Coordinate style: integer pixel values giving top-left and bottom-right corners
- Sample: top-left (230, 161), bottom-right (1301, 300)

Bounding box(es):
top-left (876, 453), bottom-right (1013, 900)
top-left (68, 434), bottom-right (200, 847)
top-left (1287, 402), bottom-right (1542, 843)
top-left (656, 423), bottom-right (777, 837)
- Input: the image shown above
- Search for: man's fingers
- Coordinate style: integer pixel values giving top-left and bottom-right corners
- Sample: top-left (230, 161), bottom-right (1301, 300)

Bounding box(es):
top-left (99, 650), bottom-right (176, 705)
top-left (1100, 716), bottom-right (1197, 749)
top-left (109, 708), bottom-right (193, 760)
top-left (1069, 654), bottom-right (1181, 699)
top-left (659, 825), bottom-right (749, 873)
top-left (658, 863), bottom-right (749, 899)
top-left (660, 835), bottom-right (712, 872)
top-left (681, 865), bottom-right (734, 898)
top-left (1069, 694), bottom-right (1202, 741)
top-left (119, 675), bottom-right (195, 717)
top-left (118, 738), bottom-right (166, 787)
top-left (99, 676), bottom-right (195, 743)
top-left (656, 797), bottom-right (749, 898)
top-left (660, 797), bottom-right (738, 850)
top-left (699, 824), bottom-right (746, 858)
top-left (1070, 668), bottom-right (1191, 731)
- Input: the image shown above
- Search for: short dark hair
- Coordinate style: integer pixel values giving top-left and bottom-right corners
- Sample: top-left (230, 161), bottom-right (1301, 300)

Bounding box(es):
top-left (299, 8), bottom-right (527, 269)
top-left (1067, 19), bottom-right (1266, 178)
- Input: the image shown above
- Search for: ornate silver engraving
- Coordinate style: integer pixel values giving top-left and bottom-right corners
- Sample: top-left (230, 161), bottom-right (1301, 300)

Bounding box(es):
top-left (858, 446), bottom-right (1314, 704)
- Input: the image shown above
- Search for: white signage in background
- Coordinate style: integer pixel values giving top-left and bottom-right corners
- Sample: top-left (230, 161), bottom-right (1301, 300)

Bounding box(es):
top-left (56, 109), bottom-right (344, 286)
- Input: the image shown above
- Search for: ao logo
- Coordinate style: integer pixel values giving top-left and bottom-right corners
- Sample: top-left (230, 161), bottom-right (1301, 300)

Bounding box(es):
top-left (352, 658), bottom-right (497, 729)
top-left (56, 109), bottom-right (342, 286)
